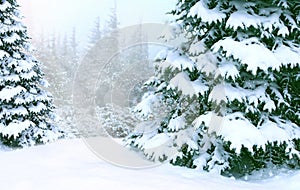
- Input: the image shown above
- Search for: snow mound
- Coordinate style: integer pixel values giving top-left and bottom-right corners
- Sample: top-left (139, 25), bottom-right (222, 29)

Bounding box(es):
top-left (193, 112), bottom-right (300, 154)
top-left (0, 139), bottom-right (300, 190)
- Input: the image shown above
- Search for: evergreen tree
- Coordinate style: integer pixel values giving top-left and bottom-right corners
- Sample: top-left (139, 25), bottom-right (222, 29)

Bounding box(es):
top-left (87, 16), bottom-right (102, 48)
top-left (73, 5), bottom-right (120, 136)
top-left (81, 5), bottom-right (120, 108)
top-left (0, 0), bottom-right (63, 146)
top-left (127, 0), bottom-right (300, 177)
top-left (39, 32), bottom-right (66, 105)
top-left (69, 27), bottom-right (79, 67)
top-left (33, 29), bottom-right (79, 136)
top-left (121, 24), bottom-right (150, 107)
top-left (95, 24), bottom-right (151, 138)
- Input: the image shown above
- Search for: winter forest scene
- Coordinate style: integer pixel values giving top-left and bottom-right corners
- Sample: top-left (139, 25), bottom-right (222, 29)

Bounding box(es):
top-left (0, 0), bottom-right (300, 189)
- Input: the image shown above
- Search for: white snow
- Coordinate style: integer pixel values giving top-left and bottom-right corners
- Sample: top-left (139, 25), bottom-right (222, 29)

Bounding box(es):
top-left (3, 33), bottom-right (21, 44)
top-left (167, 115), bottom-right (186, 132)
top-left (168, 72), bottom-right (208, 97)
top-left (263, 100), bottom-right (276, 112)
top-left (0, 120), bottom-right (34, 138)
top-left (219, 116), bottom-right (266, 153)
top-left (208, 83), bottom-right (243, 104)
top-left (194, 51), bottom-right (218, 74)
top-left (154, 49), bottom-right (168, 61)
top-left (160, 51), bottom-right (194, 72)
top-left (274, 45), bottom-right (300, 68)
top-left (226, 10), bottom-right (289, 36)
top-left (0, 0), bottom-right (11, 11)
top-left (213, 37), bottom-right (300, 74)
top-left (189, 40), bottom-right (206, 55)
top-left (0, 50), bottom-right (9, 59)
top-left (20, 70), bottom-right (38, 80)
top-left (0, 138), bottom-right (300, 190)
top-left (143, 133), bottom-right (171, 150)
top-left (14, 60), bottom-right (36, 73)
top-left (0, 85), bottom-right (26, 102)
top-left (259, 121), bottom-right (290, 144)
top-left (0, 106), bottom-right (28, 119)
top-left (193, 112), bottom-right (300, 154)
top-left (212, 37), bottom-right (282, 75)
top-left (188, 0), bottom-right (226, 24)
top-left (215, 62), bottom-right (240, 81)
top-left (208, 83), bottom-right (276, 112)
top-left (29, 102), bottom-right (47, 113)
top-left (0, 74), bottom-right (20, 83)
top-left (134, 92), bottom-right (159, 117)
top-left (173, 128), bottom-right (199, 152)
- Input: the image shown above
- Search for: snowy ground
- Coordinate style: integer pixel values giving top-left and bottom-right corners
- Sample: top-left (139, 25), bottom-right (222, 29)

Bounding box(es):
top-left (1, 138), bottom-right (300, 190)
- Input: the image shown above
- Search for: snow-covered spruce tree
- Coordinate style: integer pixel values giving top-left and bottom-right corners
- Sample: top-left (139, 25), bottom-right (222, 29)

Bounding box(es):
top-left (87, 16), bottom-right (102, 49)
top-left (127, 0), bottom-right (300, 177)
top-left (95, 24), bottom-right (150, 138)
top-left (0, 0), bottom-right (63, 147)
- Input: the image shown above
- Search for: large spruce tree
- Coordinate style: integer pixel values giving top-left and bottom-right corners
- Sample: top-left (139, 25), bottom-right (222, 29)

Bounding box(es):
top-left (0, 0), bottom-right (63, 146)
top-left (127, 0), bottom-right (300, 177)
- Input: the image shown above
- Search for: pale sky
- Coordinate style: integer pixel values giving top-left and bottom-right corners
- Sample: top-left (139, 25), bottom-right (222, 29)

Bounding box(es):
top-left (18, 0), bottom-right (177, 47)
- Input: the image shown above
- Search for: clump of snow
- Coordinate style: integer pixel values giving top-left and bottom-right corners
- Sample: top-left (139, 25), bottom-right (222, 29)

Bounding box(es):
top-left (194, 51), bottom-right (218, 74)
top-left (0, 120), bottom-right (34, 138)
top-left (193, 112), bottom-right (300, 154)
top-left (160, 51), bottom-right (194, 72)
top-left (134, 92), bottom-right (159, 118)
top-left (28, 102), bottom-right (47, 113)
top-left (14, 60), bottom-right (37, 73)
top-left (215, 62), bottom-right (239, 81)
top-left (0, 1), bottom-right (11, 11)
top-left (213, 37), bottom-right (282, 75)
top-left (0, 86), bottom-right (26, 102)
top-left (160, 21), bottom-right (183, 41)
top-left (259, 121), bottom-right (290, 144)
top-left (208, 83), bottom-right (277, 113)
top-left (0, 74), bottom-right (20, 83)
top-left (154, 49), bottom-right (168, 61)
top-left (274, 45), bottom-right (300, 68)
top-left (20, 70), bottom-right (38, 80)
top-left (226, 9), bottom-right (289, 36)
top-left (189, 40), bottom-right (206, 56)
top-left (143, 133), bottom-right (171, 150)
top-left (188, 0), bottom-right (226, 24)
top-left (167, 115), bottom-right (186, 132)
top-left (143, 135), bottom-right (177, 161)
top-left (3, 33), bottom-right (21, 44)
top-left (0, 50), bottom-right (9, 59)
top-left (168, 72), bottom-right (208, 97)
top-left (0, 106), bottom-right (28, 119)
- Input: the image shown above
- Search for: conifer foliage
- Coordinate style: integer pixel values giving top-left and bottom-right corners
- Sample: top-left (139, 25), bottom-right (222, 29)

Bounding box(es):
top-left (127, 0), bottom-right (300, 177)
top-left (0, 0), bottom-right (63, 146)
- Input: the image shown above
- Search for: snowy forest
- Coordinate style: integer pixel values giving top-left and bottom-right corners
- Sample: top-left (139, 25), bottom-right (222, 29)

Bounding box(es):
top-left (0, 0), bottom-right (300, 189)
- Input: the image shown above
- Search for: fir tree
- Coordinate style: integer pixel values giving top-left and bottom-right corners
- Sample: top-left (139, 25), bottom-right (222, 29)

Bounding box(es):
top-left (127, 0), bottom-right (300, 177)
top-left (33, 29), bottom-right (79, 135)
top-left (73, 5), bottom-right (120, 136)
top-left (0, 0), bottom-right (63, 146)
top-left (87, 16), bottom-right (102, 48)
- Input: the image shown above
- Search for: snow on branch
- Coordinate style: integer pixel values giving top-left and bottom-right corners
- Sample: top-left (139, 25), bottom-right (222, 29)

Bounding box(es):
top-left (160, 50), bottom-right (195, 72)
top-left (212, 37), bottom-right (278, 73)
top-left (168, 72), bottom-right (209, 97)
top-left (193, 112), bottom-right (299, 154)
top-left (188, 0), bottom-right (226, 24)
top-left (0, 120), bottom-right (34, 139)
